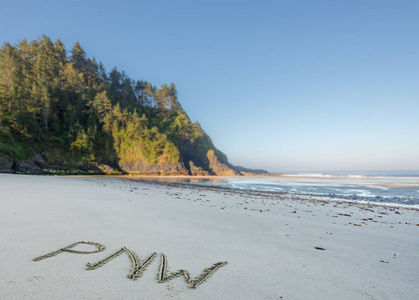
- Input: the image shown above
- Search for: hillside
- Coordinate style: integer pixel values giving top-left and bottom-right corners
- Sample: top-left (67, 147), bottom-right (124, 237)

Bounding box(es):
top-left (0, 36), bottom-right (266, 175)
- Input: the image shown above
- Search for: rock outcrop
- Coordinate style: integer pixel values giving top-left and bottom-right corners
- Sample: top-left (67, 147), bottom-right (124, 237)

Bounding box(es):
top-left (233, 165), bottom-right (268, 175)
top-left (0, 153), bottom-right (14, 173)
top-left (33, 153), bottom-right (47, 168)
top-left (188, 161), bottom-right (209, 176)
top-left (206, 150), bottom-right (238, 176)
top-left (0, 150), bottom-right (268, 176)
top-left (118, 160), bottom-right (189, 175)
top-left (97, 164), bottom-right (120, 174)
top-left (15, 159), bottom-right (45, 174)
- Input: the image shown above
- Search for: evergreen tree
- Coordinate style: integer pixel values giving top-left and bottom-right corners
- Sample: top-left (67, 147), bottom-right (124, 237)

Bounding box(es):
top-left (169, 83), bottom-right (179, 111)
top-left (109, 67), bottom-right (121, 94)
top-left (70, 42), bottom-right (87, 74)
top-left (98, 62), bottom-right (108, 82)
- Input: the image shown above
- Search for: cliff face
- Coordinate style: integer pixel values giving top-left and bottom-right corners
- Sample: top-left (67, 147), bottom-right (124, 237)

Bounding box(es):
top-left (206, 150), bottom-right (238, 176)
top-left (188, 161), bottom-right (209, 176)
top-left (0, 153), bottom-right (13, 173)
top-left (118, 160), bottom-right (188, 175)
top-left (0, 147), bottom-right (265, 176)
top-left (0, 150), bottom-right (240, 176)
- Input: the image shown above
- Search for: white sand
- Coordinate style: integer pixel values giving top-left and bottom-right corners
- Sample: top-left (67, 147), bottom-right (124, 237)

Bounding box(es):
top-left (0, 174), bottom-right (418, 300)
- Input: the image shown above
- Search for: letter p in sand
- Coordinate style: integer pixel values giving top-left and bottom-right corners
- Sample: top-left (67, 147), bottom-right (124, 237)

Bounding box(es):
top-left (33, 241), bottom-right (105, 261)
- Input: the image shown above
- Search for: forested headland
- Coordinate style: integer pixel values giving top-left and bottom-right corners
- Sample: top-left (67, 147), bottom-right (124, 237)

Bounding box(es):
top-left (0, 36), bottom-right (266, 175)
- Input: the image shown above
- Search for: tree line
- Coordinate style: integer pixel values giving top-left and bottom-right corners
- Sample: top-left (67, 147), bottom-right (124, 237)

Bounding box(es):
top-left (0, 35), bottom-right (215, 169)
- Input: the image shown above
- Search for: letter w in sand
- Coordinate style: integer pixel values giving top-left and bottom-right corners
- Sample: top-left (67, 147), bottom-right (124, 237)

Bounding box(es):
top-left (157, 253), bottom-right (228, 289)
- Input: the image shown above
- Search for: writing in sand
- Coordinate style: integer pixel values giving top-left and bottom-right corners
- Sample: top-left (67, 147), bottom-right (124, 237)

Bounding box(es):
top-left (33, 241), bottom-right (228, 289)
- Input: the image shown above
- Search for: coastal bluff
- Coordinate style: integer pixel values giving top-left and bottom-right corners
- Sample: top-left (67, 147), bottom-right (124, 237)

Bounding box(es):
top-left (0, 37), bottom-right (267, 176)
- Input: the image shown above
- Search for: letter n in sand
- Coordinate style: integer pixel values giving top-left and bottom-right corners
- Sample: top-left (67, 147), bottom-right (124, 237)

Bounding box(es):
top-left (86, 247), bottom-right (156, 280)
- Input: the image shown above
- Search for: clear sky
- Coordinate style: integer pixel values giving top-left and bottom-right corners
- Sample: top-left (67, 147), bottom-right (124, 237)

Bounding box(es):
top-left (1, 0), bottom-right (418, 172)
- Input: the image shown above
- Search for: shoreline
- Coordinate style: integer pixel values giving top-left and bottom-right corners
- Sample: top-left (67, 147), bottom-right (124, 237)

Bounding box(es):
top-left (14, 173), bottom-right (419, 208)
top-left (127, 177), bottom-right (419, 211)
top-left (124, 173), bottom-right (419, 179)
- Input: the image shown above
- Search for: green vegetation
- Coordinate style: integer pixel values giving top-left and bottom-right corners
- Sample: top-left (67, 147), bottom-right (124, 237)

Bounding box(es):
top-left (0, 36), bottom-right (229, 173)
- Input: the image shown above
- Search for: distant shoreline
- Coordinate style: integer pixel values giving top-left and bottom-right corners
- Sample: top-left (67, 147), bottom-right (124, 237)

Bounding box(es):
top-left (126, 176), bottom-right (419, 210)
top-left (122, 173), bottom-right (419, 179)
top-left (29, 172), bottom-right (419, 180)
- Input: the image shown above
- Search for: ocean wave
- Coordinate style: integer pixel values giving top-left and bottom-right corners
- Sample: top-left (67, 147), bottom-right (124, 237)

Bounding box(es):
top-left (284, 173), bottom-right (371, 178)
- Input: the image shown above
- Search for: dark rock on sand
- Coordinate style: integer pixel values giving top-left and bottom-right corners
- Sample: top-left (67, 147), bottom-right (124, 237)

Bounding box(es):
top-left (0, 153), bottom-right (14, 173)
top-left (15, 159), bottom-right (45, 174)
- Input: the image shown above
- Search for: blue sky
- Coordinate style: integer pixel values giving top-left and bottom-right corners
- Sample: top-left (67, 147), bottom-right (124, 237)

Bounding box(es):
top-left (1, 0), bottom-right (418, 172)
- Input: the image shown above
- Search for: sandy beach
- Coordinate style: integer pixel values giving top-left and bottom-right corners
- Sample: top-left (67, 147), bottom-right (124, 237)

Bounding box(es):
top-left (0, 174), bottom-right (418, 300)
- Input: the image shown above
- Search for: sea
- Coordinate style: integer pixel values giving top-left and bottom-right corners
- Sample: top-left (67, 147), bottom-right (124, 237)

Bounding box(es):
top-left (143, 171), bottom-right (419, 207)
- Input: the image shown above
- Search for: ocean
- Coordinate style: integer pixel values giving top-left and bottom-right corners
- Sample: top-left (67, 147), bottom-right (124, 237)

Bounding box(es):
top-left (141, 171), bottom-right (419, 207)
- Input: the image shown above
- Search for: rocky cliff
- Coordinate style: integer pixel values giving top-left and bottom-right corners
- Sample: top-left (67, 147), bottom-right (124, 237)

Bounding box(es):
top-left (0, 149), bottom-right (266, 176)
top-left (206, 150), bottom-right (238, 176)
